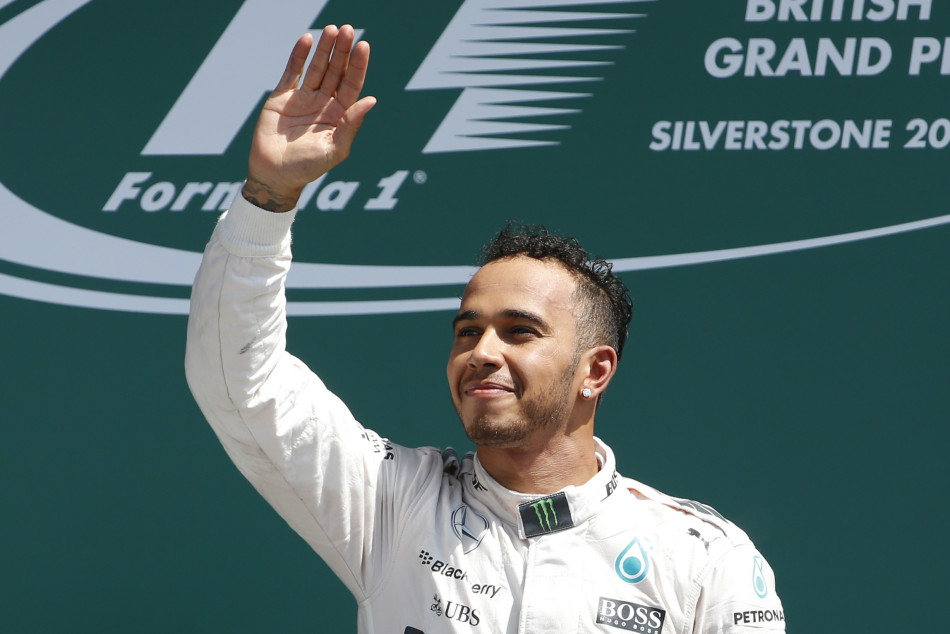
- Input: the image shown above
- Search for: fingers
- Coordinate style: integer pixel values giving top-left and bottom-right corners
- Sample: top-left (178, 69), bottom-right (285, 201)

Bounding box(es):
top-left (335, 40), bottom-right (370, 108)
top-left (301, 25), bottom-right (340, 92)
top-left (282, 25), bottom-right (369, 103)
top-left (317, 24), bottom-right (355, 95)
top-left (301, 24), bottom-right (358, 95)
top-left (274, 33), bottom-right (314, 92)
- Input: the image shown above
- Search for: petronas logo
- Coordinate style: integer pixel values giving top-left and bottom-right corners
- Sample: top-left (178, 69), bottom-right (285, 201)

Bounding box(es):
top-left (753, 556), bottom-right (769, 599)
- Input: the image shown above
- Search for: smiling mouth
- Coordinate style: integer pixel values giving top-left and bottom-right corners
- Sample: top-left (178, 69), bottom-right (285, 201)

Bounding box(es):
top-left (464, 381), bottom-right (516, 397)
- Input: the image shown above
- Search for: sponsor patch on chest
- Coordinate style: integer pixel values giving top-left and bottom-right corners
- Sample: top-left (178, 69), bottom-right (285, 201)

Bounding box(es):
top-left (595, 597), bottom-right (666, 633)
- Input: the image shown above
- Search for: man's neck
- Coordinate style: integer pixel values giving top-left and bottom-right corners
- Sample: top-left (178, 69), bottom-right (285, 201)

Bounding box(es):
top-left (476, 431), bottom-right (599, 495)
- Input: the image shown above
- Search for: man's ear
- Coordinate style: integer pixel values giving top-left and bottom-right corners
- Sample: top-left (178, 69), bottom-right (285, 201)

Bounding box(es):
top-left (581, 345), bottom-right (619, 399)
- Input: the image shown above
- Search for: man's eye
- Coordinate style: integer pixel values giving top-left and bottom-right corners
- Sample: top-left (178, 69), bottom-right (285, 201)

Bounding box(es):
top-left (456, 327), bottom-right (479, 337)
top-left (511, 326), bottom-right (537, 336)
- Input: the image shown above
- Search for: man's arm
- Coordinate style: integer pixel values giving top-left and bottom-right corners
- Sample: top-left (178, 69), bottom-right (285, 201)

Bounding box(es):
top-left (184, 26), bottom-right (388, 598)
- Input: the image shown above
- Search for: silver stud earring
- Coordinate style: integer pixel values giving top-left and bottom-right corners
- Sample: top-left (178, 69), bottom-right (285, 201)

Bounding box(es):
top-left (581, 388), bottom-right (593, 399)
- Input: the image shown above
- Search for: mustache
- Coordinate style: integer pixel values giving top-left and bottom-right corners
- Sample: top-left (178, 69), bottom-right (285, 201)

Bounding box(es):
top-left (466, 373), bottom-right (517, 391)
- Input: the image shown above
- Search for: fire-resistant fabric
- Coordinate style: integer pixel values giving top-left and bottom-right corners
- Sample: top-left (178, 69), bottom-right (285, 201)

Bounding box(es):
top-left (185, 194), bottom-right (786, 633)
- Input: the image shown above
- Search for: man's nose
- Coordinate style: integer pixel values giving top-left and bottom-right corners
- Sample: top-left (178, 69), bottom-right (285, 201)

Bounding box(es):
top-left (468, 328), bottom-right (504, 368)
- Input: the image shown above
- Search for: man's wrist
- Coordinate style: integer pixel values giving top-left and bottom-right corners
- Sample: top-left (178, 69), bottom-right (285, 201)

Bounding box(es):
top-left (242, 176), bottom-right (302, 213)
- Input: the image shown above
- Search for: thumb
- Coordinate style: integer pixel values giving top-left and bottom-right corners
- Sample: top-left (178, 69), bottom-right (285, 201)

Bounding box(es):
top-left (332, 96), bottom-right (377, 157)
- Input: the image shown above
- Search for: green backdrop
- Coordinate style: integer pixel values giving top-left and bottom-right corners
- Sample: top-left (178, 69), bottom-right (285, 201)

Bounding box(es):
top-left (2, 0), bottom-right (947, 631)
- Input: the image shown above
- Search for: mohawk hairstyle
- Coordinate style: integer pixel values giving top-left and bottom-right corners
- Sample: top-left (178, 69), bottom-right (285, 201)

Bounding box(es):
top-left (479, 222), bottom-right (633, 359)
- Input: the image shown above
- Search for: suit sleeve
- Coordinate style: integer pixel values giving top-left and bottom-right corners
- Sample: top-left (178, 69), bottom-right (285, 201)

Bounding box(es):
top-left (692, 544), bottom-right (786, 633)
top-left (184, 194), bottom-right (402, 600)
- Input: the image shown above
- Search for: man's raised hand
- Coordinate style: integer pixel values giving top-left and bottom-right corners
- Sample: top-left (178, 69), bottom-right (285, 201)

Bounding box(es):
top-left (243, 25), bottom-right (376, 212)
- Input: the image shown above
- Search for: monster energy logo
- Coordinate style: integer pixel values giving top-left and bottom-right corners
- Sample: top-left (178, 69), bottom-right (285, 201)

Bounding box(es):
top-left (518, 492), bottom-right (574, 538)
top-left (532, 499), bottom-right (558, 531)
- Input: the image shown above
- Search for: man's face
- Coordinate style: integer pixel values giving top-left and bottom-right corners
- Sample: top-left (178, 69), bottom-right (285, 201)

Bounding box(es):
top-left (447, 256), bottom-right (585, 448)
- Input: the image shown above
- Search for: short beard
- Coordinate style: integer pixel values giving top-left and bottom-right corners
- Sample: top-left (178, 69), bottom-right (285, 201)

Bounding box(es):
top-left (458, 348), bottom-right (580, 448)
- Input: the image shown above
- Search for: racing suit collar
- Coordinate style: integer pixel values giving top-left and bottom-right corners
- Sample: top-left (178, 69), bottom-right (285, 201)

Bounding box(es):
top-left (471, 438), bottom-right (621, 539)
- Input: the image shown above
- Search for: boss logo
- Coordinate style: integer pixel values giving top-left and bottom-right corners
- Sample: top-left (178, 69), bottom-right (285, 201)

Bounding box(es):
top-left (596, 598), bottom-right (666, 634)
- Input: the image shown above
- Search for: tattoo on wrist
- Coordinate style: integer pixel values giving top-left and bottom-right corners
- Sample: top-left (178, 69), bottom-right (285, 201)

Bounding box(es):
top-left (242, 177), bottom-right (298, 213)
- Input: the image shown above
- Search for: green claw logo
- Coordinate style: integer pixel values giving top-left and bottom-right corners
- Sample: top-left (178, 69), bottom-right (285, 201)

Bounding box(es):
top-left (531, 498), bottom-right (558, 532)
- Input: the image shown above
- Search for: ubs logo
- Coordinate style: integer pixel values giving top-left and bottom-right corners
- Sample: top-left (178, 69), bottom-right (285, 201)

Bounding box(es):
top-left (430, 594), bottom-right (481, 626)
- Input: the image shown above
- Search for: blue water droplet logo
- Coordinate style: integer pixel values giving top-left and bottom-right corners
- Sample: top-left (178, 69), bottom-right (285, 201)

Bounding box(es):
top-left (615, 538), bottom-right (650, 583)
top-left (752, 555), bottom-right (768, 599)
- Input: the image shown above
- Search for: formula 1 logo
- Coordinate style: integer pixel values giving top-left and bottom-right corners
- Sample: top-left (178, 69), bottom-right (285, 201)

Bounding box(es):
top-left (147, 0), bottom-right (648, 156)
top-left (0, 0), bottom-right (647, 314)
top-left (405, 0), bottom-right (647, 153)
top-left (1, 0), bottom-right (948, 315)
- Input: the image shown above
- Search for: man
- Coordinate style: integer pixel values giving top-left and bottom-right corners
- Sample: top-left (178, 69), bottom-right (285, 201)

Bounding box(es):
top-left (186, 25), bottom-right (786, 633)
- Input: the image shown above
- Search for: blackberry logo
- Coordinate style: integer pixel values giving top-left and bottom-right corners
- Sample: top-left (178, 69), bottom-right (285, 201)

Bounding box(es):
top-left (418, 551), bottom-right (470, 581)
top-left (417, 548), bottom-right (503, 599)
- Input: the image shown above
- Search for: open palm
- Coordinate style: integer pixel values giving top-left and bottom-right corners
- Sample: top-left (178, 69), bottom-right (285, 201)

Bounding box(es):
top-left (245, 25), bottom-right (376, 211)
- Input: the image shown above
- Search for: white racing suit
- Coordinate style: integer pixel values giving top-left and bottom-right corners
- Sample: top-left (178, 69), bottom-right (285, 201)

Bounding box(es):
top-left (185, 195), bottom-right (786, 633)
